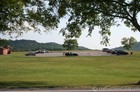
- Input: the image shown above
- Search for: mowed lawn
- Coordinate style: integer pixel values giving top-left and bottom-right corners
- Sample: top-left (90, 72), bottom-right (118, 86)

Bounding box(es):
top-left (0, 51), bottom-right (140, 88)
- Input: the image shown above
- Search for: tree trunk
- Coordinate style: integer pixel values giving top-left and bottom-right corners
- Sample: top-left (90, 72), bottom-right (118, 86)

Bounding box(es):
top-left (131, 18), bottom-right (140, 32)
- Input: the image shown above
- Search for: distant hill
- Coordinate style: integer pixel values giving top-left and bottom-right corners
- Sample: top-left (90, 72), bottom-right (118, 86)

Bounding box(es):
top-left (114, 42), bottom-right (140, 51)
top-left (9, 39), bottom-right (90, 51)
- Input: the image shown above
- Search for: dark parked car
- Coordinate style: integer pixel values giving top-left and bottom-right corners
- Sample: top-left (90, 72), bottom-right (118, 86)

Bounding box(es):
top-left (25, 52), bottom-right (36, 56)
top-left (102, 48), bottom-right (110, 52)
top-left (111, 50), bottom-right (118, 54)
top-left (65, 52), bottom-right (78, 56)
top-left (106, 49), bottom-right (114, 53)
top-left (116, 50), bottom-right (129, 55)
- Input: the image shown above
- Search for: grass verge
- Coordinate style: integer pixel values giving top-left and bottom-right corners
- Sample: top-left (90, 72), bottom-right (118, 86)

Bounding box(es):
top-left (0, 51), bottom-right (140, 89)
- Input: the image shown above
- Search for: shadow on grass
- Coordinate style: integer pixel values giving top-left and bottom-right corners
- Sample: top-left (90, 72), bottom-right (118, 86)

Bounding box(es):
top-left (117, 81), bottom-right (140, 87)
top-left (0, 81), bottom-right (140, 89)
top-left (0, 81), bottom-right (61, 89)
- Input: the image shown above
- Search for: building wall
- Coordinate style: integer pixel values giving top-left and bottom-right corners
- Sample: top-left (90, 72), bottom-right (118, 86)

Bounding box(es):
top-left (3, 48), bottom-right (8, 55)
top-left (0, 48), bottom-right (9, 55)
top-left (0, 48), bottom-right (3, 55)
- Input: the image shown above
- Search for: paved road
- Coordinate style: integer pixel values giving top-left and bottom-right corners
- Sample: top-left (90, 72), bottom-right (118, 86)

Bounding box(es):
top-left (1, 89), bottom-right (140, 92)
top-left (36, 51), bottom-right (112, 57)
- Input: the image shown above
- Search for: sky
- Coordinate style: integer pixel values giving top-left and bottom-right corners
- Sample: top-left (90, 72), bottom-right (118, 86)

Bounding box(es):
top-left (1, 21), bottom-right (140, 50)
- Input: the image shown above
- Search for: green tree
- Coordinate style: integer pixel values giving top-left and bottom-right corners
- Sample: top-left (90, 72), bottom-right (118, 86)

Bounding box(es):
top-left (49, 0), bottom-right (140, 45)
top-left (63, 39), bottom-right (78, 50)
top-left (0, 39), bottom-right (9, 46)
top-left (121, 37), bottom-right (137, 50)
top-left (0, 0), bottom-right (58, 35)
top-left (0, 0), bottom-right (140, 45)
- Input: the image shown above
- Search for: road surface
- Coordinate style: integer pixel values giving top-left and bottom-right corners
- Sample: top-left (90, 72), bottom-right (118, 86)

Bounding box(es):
top-left (1, 89), bottom-right (140, 92)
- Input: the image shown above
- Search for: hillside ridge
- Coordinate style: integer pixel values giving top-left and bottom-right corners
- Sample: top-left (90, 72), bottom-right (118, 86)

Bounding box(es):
top-left (114, 42), bottom-right (140, 50)
top-left (9, 39), bottom-right (90, 51)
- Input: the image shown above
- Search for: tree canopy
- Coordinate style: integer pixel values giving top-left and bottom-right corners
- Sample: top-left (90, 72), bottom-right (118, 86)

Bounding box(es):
top-left (0, 39), bottom-right (9, 46)
top-left (0, 0), bottom-right (140, 45)
top-left (63, 39), bottom-right (78, 50)
top-left (0, 0), bottom-right (58, 35)
top-left (121, 37), bottom-right (137, 50)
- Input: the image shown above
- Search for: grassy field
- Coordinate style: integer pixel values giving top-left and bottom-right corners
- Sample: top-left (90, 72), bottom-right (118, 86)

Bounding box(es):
top-left (0, 51), bottom-right (140, 89)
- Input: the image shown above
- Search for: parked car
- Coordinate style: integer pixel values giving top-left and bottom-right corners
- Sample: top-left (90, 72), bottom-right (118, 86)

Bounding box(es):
top-left (102, 48), bottom-right (110, 52)
top-left (106, 49), bottom-right (114, 53)
top-left (116, 50), bottom-right (129, 55)
top-left (111, 50), bottom-right (118, 54)
top-left (25, 52), bottom-right (36, 56)
top-left (65, 52), bottom-right (78, 56)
